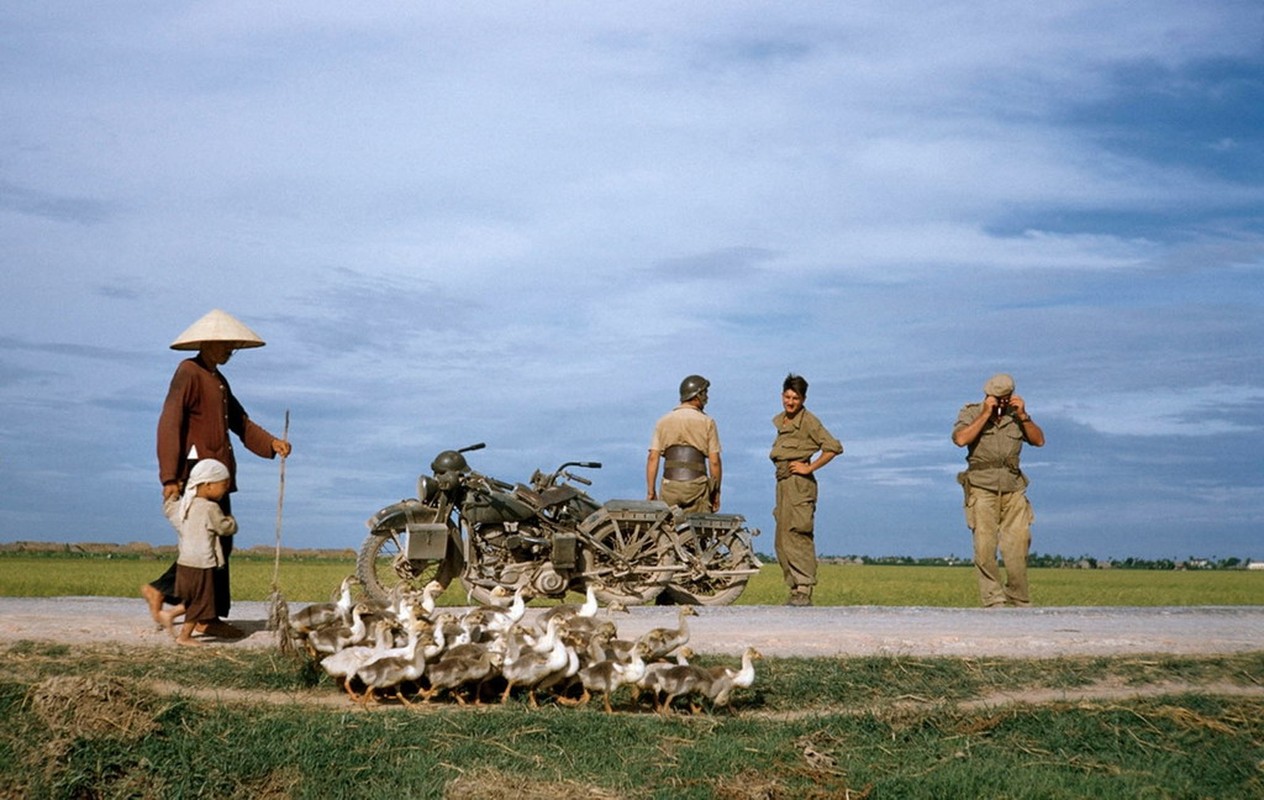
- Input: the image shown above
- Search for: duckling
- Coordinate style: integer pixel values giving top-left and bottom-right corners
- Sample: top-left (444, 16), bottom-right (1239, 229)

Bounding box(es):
top-left (701, 646), bottom-right (763, 708)
top-left (421, 647), bottom-right (500, 705)
top-left (461, 585), bottom-right (528, 637)
top-left (352, 623), bottom-right (427, 706)
top-left (538, 585), bottom-right (598, 626)
top-left (644, 663), bottom-right (712, 716)
top-left (563, 619), bottom-right (618, 664)
top-left (636, 605), bottom-right (698, 660)
top-left (306, 602), bottom-right (371, 656)
top-left (572, 642), bottom-right (649, 713)
top-left (500, 617), bottom-right (569, 707)
top-left (555, 599), bottom-right (628, 638)
top-left (319, 618), bottom-right (396, 699)
top-left (290, 574), bottom-right (355, 634)
top-left (417, 612), bottom-right (454, 662)
top-left (415, 580), bottom-right (446, 620)
top-left (633, 646), bottom-right (694, 705)
top-left (532, 635), bottom-right (582, 702)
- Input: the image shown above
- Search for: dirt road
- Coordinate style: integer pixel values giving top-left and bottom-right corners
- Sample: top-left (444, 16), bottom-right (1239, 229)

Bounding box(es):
top-left (2, 597), bottom-right (1261, 657)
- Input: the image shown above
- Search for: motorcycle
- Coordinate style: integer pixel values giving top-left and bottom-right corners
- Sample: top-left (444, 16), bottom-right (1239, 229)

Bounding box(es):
top-left (356, 443), bottom-right (761, 607)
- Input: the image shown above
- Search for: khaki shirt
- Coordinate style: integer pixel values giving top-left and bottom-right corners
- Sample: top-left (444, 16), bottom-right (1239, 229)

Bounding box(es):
top-left (769, 408), bottom-right (842, 477)
top-left (649, 404), bottom-right (721, 456)
top-left (954, 402), bottom-right (1029, 493)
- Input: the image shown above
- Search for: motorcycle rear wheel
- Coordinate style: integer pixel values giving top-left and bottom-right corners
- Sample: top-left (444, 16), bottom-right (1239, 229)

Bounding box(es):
top-left (356, 531), bottom-right (454, 608)
top-left (663, 523), bottom-right (755, 606)
top-left (579, 509), bottom-right (674, 606)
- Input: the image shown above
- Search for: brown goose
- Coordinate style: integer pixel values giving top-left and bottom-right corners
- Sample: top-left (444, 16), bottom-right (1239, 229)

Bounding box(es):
top-left (636, 605), bottom-right (698, 661)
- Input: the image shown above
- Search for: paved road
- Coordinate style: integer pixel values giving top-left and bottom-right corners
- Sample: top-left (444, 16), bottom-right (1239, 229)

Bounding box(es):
top-left (2, 597), bottom-right (1261, 658)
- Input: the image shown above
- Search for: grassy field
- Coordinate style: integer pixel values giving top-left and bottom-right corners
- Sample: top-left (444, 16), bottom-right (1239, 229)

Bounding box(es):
top-left (2, 642), bottom-right (1261, 799)
top-left (1, 552), bottom-right (1261, 606)
top-left (3, 554), bottom-right (1261, 798)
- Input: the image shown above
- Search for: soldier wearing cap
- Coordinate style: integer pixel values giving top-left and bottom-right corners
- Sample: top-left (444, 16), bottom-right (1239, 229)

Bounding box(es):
top-left (646, 375), bottom-right (722, 514)
top-left (141, 309), bottom-right (293, 636)
top-left (770, 374), bottom-right (842, 607)
top-left (953, 373), bottom-right (1045, 608)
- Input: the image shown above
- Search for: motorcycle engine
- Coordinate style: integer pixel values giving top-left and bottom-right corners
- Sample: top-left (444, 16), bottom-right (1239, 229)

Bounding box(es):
top-left (471, 522), bottom-right (571, 597)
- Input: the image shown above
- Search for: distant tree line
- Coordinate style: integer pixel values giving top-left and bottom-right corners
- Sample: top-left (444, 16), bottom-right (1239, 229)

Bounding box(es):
top-left (757, 552), bottom-right (1256, 570)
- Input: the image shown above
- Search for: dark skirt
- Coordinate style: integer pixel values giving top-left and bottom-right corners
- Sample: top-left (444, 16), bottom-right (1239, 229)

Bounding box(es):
top-left (173, 564), bottom-right (219, 624)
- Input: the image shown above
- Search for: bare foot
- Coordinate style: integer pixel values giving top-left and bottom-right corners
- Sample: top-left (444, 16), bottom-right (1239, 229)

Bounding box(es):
top-left (175, 636), bottom-right (204, 647)
top-left (157, 609), bottom-right (178, 639)
top-left (141, 584), bottom-right (164, 625)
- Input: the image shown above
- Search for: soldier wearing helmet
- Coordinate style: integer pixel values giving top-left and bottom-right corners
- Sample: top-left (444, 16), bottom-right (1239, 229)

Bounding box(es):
top-left (646, 375), bottom-right (722, 514)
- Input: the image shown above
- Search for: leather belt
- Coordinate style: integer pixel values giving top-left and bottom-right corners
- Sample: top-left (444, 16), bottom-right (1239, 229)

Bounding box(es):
top-left (663, 444), bottom-right (707, 481)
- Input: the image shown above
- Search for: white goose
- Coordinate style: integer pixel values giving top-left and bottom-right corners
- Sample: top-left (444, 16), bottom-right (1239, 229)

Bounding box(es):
top-left (290, 574), bottom-right (355, 634)
top-left (307, 603), bottom-right (371, 656)
top-left (572, 642), bottom-right (649, 713)
top-left (500, 617), bottom-right (569, 708)
top-left (319, 619), bottom-right (397, 699)
top-left (701, 646), bottom-right (763, 708)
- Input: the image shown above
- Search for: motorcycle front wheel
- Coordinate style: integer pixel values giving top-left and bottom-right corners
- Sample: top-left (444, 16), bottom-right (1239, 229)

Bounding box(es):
top-left (355, 531), bottom-right (458, 608)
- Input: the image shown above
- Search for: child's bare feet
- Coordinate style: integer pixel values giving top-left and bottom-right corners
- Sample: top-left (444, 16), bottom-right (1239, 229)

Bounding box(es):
top-left (141, 584), bottom-right (164, 626)
top-left (175, 636), bottom-right (203, 647)
top-left (157, 609), bottom-right (178, 638)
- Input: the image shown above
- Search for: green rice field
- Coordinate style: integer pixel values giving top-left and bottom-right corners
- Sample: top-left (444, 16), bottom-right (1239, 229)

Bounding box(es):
top-left (1, 552), bottom-right (1259, 606)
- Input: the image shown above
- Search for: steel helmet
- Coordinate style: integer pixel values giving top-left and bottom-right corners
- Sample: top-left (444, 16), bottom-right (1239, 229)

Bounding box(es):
top-left (430, 450), bottom-right (470, 475)
top-left (679, 374), bottom-right (710, 402)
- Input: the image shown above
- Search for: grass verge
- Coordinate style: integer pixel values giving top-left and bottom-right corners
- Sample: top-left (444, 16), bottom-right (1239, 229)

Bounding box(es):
top-left (2, 642), bottom-right (1261, 799)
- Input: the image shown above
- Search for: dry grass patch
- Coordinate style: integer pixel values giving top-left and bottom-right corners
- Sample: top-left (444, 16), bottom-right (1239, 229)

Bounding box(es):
top-left (444, 767), bottom-right (625, 799)
top-left (27, 674), bottom-right (160, 745)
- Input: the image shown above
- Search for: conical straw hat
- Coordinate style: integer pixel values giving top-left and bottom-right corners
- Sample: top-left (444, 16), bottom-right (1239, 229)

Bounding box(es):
top-left (170, 309), bottom-right (266, 351)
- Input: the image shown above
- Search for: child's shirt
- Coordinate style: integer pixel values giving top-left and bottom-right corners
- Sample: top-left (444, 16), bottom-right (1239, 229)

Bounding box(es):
top-left (163, 496), bottom-right (237, 568)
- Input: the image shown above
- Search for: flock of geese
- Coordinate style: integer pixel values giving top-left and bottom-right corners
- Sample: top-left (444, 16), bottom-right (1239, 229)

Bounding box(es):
top-left (288, 577), bottom-right (761, 714)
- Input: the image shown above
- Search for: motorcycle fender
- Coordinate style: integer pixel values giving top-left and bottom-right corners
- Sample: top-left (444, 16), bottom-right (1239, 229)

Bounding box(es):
top-left (366, 500), bottom-right (455, 562)
top-left (366, 499), bottom-right (436, 533)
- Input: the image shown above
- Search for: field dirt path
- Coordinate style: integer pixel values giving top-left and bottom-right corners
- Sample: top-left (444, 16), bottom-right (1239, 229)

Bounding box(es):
top-left (2, 597), bottom-right (1262, 658)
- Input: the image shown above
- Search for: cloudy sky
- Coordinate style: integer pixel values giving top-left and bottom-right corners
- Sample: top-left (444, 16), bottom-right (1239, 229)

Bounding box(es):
top-left (2, 2), bottom-right (1261, 564)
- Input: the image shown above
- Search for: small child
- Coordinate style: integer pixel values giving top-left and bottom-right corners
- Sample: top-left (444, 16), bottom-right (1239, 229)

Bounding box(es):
top-left (158, 459), bottom-right (237, 646)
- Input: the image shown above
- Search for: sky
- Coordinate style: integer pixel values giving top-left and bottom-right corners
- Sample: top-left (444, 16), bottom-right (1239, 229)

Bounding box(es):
top-left (2, 2), bottom-right (1262, 564)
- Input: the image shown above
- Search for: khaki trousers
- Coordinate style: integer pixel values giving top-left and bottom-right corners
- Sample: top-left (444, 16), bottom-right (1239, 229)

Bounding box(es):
top-left (964, 484), bottom-right (1034, 607)
top-left (661, 476), bottom-right (711, 515)
top-left (774, 474), bottom-right (818, 591)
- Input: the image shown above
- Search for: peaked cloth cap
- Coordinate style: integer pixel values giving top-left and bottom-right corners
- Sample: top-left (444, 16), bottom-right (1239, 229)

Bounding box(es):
top-left (983, 373), bottom-right (1015, 397)
top-left (170, 309), bottom-right (265, 351)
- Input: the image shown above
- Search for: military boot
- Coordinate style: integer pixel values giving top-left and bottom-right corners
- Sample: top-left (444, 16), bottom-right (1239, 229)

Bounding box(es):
top-left (786, 588), bottom-right (812, 607)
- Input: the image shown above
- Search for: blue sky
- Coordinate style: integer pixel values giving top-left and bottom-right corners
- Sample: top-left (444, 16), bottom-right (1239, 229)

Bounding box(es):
top-left (2, 2), bottom-right (1261, 563)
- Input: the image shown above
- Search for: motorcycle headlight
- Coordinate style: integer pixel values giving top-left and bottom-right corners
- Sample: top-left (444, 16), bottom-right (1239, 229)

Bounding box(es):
top-left (417, 474), bottom-right (440, 502)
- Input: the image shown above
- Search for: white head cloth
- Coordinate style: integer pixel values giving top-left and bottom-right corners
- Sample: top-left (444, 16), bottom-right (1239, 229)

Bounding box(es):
top-left (180, 459), bottom-right (230, 520)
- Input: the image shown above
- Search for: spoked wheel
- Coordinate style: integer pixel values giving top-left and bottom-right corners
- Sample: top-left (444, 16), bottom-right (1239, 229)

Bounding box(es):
top-left (579, 507), bottom-right (676, 606)
top-left (663, 521), bottom-right (756, 606)
top-left (355, 530), bottom-right (459, 607)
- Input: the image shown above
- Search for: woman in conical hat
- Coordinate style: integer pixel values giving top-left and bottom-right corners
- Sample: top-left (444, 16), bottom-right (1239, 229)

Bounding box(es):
top-left (141, 309), bottom-right (293, 637)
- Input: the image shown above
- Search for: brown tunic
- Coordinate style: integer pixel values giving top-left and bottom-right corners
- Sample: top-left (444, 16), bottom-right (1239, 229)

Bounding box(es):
top-left (156, 356), bottom-right (277, 491)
